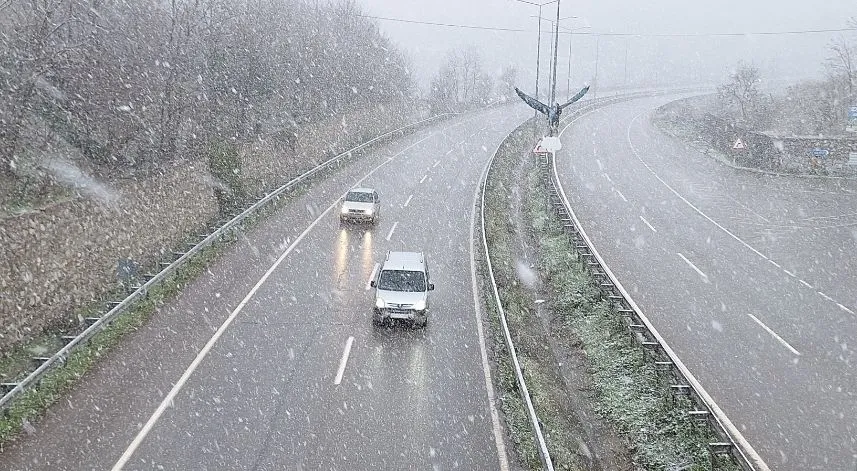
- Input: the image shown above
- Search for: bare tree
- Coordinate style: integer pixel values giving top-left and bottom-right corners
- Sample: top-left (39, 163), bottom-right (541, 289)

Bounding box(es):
top-left (717, 62), bottom-right (763, 125)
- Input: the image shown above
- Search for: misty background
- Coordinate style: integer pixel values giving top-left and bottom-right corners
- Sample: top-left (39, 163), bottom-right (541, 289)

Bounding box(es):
top-left (359, 0), bottom-right (857, 95)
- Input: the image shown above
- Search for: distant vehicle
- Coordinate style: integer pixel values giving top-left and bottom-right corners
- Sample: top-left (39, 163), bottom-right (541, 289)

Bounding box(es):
top-left (371, 251), bottom-right (434, 328)
top-left (340, 188), bottom-right (380, 224)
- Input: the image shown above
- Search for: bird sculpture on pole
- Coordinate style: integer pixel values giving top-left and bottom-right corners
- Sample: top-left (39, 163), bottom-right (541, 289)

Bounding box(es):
top-left (514, 85), bottom-right (589, 136)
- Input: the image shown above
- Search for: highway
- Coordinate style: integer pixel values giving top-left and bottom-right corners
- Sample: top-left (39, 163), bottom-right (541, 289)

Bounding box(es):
top-left (0, 105), bottom-right (531, 470)
top-left (556, 95), bottom-right (857, 471)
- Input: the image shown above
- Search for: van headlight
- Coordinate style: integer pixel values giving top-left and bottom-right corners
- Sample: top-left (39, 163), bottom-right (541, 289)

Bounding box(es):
top-left (375, 298), bottom-right (386, 309)
top-left (412, 300), bottom-right (426, 311)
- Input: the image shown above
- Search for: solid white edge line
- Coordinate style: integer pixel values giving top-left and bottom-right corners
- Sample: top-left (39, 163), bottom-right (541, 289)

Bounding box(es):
top-left (614, 188), bottom-right (628, 202)
top-left (470, 136), bottom-right (511, 471)
top-left (333, 336), bottom-right (355, 385)
top-left (557, 103), bottom-right (771, 471)
top-left (366, 262), bottom-right (380, 291)
top-left (640, 215), bottom-right (657, 233)
top-left (403, 194), bottom-right (413, 207)
top-left (111, 131), bottom-right (436, 471)
top-left (677, 252), bottom-right (709, 281)
top-left (747, 314), bottom-right (801, 356)
top-left (385, 221), bottom-right (398, 241)
top-left (419, 174), bottom-right (428, 184)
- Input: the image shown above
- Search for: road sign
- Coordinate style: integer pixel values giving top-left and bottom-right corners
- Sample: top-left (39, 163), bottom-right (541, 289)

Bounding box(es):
top-left (848, 106), bottom-right (857, 133)
top-left (811, 148), bottom-right (829, 158)
top-left (541, 136), bottom-right (562, 152)
top-left (533, 140), bottom-right (549, 155)
top-left (732, 138), bottom-right (745, 150)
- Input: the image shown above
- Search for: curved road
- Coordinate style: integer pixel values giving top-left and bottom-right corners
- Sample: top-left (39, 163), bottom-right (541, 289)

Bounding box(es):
top-left (556, 95), bottom-right (857, 471)
top-left (0, 105), bottom-right (531, 470)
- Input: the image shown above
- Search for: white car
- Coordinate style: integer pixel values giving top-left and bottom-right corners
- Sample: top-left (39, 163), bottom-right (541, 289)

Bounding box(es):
top-left (340, 188), bottom-right (380, 224)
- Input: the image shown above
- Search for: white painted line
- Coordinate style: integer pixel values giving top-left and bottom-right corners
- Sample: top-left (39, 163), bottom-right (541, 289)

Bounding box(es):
top-left (470, 152), bottom-right (509, 471)
top-left (748, 314), bottom-right (801, 356)
top-left (446, 148), bottom-right (454, 155)
top-left (614, 188), bottom-right (628, 202)
top-left (366, 263), bottom-right (380, 290)
top-left (419, 174), bottom-right (428, 184)
top-left (677, 253), bottom-right (709, 282)
top-left (818, 291), bottom-right (834, 302)
top-left (603, 173), bottom-right (613, 183)
top-left (433, 160), bottom-right (441, 168)
top-left (769, 260), bottom-right (781, 268)
top-left (403, 194), bottom-right (413, 207)
top-left (386, 221), bottom-right (398, 241)
top-left (783, 269), bottom-right (796, 278)
top-left (798, 279), bottom-right (813, 289)
top-left (457, 140), bottom-right (466, 146)
top-left (838, 303), bottom-right (855, 315)
top-left (640, 215), bottom-right (657, 233)
top-left (333, 336), bottom-right (355, 385)
top-left (110, 129), bottom-right (437, 471)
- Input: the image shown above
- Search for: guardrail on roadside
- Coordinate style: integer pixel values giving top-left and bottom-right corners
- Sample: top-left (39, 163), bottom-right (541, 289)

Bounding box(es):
top-left (539, 96), bottom-right (770, 470)
top-left (0, 112), bottom-right (455, 413)
top-left (478, 89), bottom-right (705, 471)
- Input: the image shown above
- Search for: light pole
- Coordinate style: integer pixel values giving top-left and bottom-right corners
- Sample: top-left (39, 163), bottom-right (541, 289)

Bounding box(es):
top-left (513, 0), bottom-right (557, 102)
top-left (534, 16), bottom-right (589, 102)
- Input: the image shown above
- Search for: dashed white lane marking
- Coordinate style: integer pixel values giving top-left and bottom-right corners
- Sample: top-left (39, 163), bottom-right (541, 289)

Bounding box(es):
top-left (333, 336), bottom-right (355, 385)
top-left (839, 304), bottom-right (855, 315)
top-left (627, 113), bottom-right (855, 319)
top-left (640, 215), bottom-right (657, 233)
top-left (677, 252), bottom-right (709, 282)
top-left (603, 173), bottom-right (613, 183)
top-left (403, 194), bottom-right (413, 207)
top-left (798, 279), bottom-right (812, 289)
top-left (446, 148), bottom-right (455, 155)
top-left (419, 174), bottom-right (428, 184)
top-left (614, 188), bottom-right (628, 202)
top-left (457, 140), bottom-right (466, 146)
top-left (386, 221), bottom-right (399, 241)
top-left (110, 131), bottom-right (437, 471)
top-left (433, 160), bottom-right (441, 168)
top-left (366, 263), bottom-right (380, 290)
top-left (748, 314), bottom-right (801, 356)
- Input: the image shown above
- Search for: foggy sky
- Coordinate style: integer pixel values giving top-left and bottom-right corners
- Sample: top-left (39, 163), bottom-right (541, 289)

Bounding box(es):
top-left (357, 0), bottom-right (857, 95)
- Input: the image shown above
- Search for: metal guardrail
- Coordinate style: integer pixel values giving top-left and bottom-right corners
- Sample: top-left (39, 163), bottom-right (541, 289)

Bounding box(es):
top-left (479, 116), bottom-right (555, 471)
top-left (478, 89), bottom-right (703, 470)
top-left (540, 97), bottom-right (771, 470)
top-left (0, 112), bottom-right (454, 412)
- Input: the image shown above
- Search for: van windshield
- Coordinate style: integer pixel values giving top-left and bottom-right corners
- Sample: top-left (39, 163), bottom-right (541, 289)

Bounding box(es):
top-left (345, 191), bottom-right (374, 203)
top-left (378, 270), bottom-right (426, 292)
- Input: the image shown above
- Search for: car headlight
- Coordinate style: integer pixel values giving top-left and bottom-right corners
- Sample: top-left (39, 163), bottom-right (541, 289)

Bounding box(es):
top-left (341, 206), bottom-right (349, 214)
top-left (375, 298), bottom-right (386, 309)
top-left (366, 208), bottom-right (375, 214)
top-left (413, 300), bottom-right (426, 311)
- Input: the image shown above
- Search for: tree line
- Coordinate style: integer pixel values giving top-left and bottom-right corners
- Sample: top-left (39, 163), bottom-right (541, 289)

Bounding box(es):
top-left (0, 0), bottom-right (413, 183)
top-left (717, 17), bottom-right (856, 135)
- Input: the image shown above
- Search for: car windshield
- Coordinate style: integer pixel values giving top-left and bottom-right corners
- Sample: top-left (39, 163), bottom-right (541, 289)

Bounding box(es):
top-left (345, 191), bottom-right (374, 203)
top-left (378, 270), bottom-right (426, 292)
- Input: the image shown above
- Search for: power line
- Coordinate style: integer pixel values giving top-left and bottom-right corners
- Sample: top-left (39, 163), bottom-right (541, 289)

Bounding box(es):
top-left (357, 13), bottom-right (857, 38)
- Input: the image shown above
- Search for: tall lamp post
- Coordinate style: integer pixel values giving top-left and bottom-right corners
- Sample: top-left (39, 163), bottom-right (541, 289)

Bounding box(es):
top-left (513, 0), bottom-right (558, 102)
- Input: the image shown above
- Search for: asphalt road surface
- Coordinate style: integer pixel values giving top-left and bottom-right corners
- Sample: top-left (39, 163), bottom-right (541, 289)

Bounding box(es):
top-left (556, 95), bottom-right (857, 471)
top-left (0, 105), bottom-right (531, 470)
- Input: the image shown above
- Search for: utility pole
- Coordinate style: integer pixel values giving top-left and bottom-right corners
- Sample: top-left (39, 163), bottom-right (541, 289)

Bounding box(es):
top-left (549, 0), bottom-right (561, 106)
top-left (624, 39), bottom-right (629, 88)
top-left (566, 32), bottom-right (572, 101)
top-left (593, 37), bottom-right (599, 98)
top-left (535, 5), bottom-right (542, 102)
